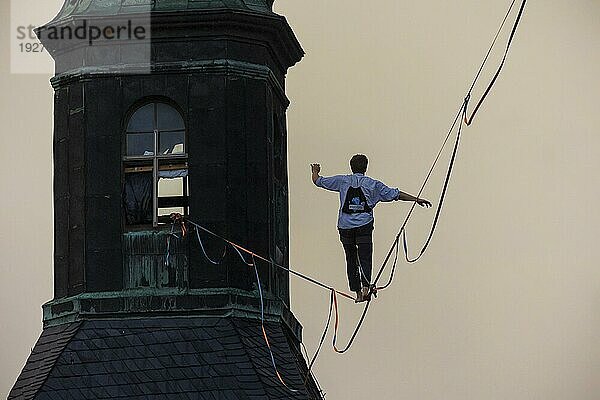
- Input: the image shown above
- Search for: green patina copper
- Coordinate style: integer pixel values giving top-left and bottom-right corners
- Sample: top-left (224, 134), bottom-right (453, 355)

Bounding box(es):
top-left (49, 0), bottom-right (275, 23)
top-left (123, 231), bottom-right (188, 290)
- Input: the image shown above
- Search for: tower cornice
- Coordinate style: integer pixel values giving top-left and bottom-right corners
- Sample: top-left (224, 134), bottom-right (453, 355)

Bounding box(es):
top-left (49, 59), bottom-right (291, 108)
top-left (37, 9), bottom-right (304, 75)
top-left (41, 287), bottom-right (303, 342)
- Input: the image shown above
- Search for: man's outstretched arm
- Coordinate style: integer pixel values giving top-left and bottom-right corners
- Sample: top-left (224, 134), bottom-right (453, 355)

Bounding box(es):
top-left (375, 180), bottom-right (432, 208)
top-left (311, 164), bottom-right (343, 192)
top-left (396, 190), bottom-right (432, 208)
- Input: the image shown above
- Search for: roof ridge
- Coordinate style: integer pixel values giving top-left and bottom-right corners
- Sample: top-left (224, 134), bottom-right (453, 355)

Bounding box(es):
top-left (8, 321), bottom-right (83, 400)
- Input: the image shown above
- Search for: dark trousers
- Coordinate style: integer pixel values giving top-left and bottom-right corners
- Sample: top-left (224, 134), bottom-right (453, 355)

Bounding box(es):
top-left (338, 221), bottom-right (374, 292)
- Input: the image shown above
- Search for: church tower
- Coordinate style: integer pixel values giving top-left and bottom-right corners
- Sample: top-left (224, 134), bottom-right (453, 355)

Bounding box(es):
top-left (9, 1), bottom-right (323, 398)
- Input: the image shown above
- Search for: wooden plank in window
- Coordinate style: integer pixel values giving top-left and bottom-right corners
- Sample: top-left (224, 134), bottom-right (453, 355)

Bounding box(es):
top-left (158, 196), bottom-right (189, 208)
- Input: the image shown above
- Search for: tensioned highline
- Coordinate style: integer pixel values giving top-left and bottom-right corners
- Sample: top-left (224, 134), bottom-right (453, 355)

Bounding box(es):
top-left (168, 0), bottom-right (528, 392)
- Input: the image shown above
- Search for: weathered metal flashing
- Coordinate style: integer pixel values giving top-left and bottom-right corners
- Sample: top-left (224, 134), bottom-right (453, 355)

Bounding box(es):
top-left (123, 230), bottom-right (188, 289)
top-left (42, 287), bottom-right (303, 341)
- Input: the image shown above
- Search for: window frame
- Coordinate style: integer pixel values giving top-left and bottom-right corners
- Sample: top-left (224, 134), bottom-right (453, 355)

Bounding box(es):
top-left (123, 101), bottom-right (188, 228)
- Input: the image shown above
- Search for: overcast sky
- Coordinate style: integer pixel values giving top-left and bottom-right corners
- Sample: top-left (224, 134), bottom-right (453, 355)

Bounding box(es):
top-left (1, 0), bottom-right (599, 398)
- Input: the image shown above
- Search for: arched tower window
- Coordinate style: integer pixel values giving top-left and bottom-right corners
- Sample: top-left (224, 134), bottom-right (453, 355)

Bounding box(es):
top-left (122, 102), bottom-right (188, 227)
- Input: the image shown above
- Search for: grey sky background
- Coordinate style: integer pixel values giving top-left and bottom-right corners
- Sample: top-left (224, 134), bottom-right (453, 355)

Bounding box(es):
top-left (1, 0), bottom-right (599, 398)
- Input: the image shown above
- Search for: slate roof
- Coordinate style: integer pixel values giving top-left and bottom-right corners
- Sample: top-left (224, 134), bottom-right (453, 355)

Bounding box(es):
top-left (9, 317), bottom-right (323, 400)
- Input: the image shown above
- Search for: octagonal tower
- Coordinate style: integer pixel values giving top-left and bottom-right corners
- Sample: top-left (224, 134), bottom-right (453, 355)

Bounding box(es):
top-left (9, 1), bottom-right (324, 398)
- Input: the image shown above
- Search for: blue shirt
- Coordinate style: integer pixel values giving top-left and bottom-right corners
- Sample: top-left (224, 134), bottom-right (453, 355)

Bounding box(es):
top-left (315, 173), bottom-right (401, 229)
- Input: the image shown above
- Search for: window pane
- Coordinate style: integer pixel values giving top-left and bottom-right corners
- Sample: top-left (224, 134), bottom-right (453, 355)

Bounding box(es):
top-left (159, 130), bottom-right (185, 155)
top-left (158, 176), bottom-right (187, 219)
top-left (158, 207), bottom-right (185, 217)
top-left (157, 103), bottom-right (184, 131)
top-left (123, 171), bottom-right (153, 225)
top-left (126, 103), bottom-right (154, 132)
top-left (158, 176), bottom-right (183, 197)
top-left (127, 133), bottom-right (154, 156)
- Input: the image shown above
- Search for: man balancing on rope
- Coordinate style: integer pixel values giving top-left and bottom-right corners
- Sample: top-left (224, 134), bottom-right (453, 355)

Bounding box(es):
top-left (311, 154), bottom-right (432, 303)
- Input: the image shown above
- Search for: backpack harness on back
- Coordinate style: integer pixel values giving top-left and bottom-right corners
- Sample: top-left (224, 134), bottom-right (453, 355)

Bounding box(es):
top-left (342, 176), bottom-right (372, 214)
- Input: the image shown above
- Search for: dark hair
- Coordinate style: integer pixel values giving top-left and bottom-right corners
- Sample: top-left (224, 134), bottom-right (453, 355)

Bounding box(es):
top-left (350, 154), bottom-right (368, 174)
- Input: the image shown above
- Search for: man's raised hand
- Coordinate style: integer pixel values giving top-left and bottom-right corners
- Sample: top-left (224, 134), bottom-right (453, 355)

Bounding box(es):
top-left (310, 163), bottom-right (321, 184)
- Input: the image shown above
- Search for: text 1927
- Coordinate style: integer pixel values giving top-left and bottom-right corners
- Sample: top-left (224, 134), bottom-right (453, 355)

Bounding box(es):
top-left (19, 43), bottom-right (45, 53)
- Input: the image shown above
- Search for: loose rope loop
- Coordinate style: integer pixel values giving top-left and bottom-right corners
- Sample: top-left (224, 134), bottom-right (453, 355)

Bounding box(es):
top-left (304, 290), bottom-right (334, 385)
top-left (252, 256), bottom-right (300, 393)
top-left (332, 291), bottom-right (371, 354)
top-left (195, 227), bottom-right (227, 265)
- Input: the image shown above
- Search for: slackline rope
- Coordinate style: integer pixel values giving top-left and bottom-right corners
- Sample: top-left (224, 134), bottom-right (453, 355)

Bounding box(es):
top-left (163, 0), bottom-right (527, 391)
top-left (465, 0), bottom-right (528, 125)
top-left (187, 219), bottom-right (356, 301)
